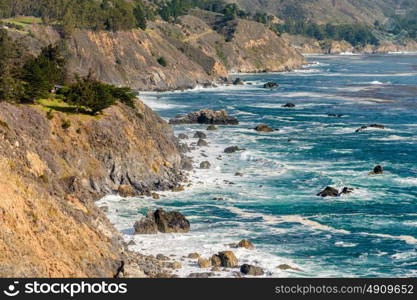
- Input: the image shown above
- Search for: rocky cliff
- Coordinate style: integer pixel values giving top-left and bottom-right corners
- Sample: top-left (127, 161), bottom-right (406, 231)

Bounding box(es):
top-left (19, 11), bottom-right (304, 91)
top-left (283, 33), bottom-right (417, 54)
top-left (0, 100), bottom-right (183, 277)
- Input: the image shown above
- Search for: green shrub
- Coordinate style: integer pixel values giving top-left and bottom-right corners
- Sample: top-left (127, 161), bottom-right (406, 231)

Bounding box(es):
top-left (157, 56), bottom-right (168, 67)
top-left (61, 119), bottom-right (71, 129)
top-left (46, 109), bottom-right (54, 120)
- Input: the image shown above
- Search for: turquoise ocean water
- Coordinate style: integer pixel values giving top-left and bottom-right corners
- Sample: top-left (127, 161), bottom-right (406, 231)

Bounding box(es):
top-left (99, 54), bottom-right (417, 277)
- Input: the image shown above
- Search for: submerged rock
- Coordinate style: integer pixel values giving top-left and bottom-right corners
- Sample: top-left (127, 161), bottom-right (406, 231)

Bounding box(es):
top-left (277, 264), bottom-right (303, 272)
top-left (197, 139), bottom-right (208, 147)
top-left (282, 103), bottom-right (295, 108)
top-left (263, 82), bottom-right (279, 89)
top-left (233, 78), bottom-right (244, 85)
top-left (224, 146), bottom-right (244, 153)
top-left (240, 264), bottom-right (264, 276)
top-left (254, 124), bottom-right (274, 132)
top-left (207, 125), bottom-right (218, 131)
top-left (178, 133), bottom-right (189, 139)
top-left (370, 165), bottom-right (384, 175)
top-left (200, 161), bottom-right (211, 169)
top-left (169, 110), bottom-right (239, 125)
top-left (328, 114), bottom-right (344, 118)
top-left (194, 131), bottom-right (207, 139)
top-left (355, 124), bottom-right (385, 133)
top-left (237, 239), bottom-right (255, 250)
top-left (340, 187), bottom-right (354, 195)
top-left (317, 186), bottom-right (339, 197)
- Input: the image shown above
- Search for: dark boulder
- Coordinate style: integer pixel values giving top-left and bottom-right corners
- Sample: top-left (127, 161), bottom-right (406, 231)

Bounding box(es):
top-left (197, 139), bottom-right (208, 147)
top-left (224, 146), bottom-right (244, 153)
top-left (169, 110), bottom-right (239, 125)
top-left (200, 161), bottom-right (211, 169)
top-left (178, 133), bottom-right (189, 139)
top-left (282, 103), bottom-right (295, 108)
top-left (263, 82), bottom-right (278, 89)
top-left (340, 187), bottom-right (354, 195)
top-left (328, 114), bottom-right (344, 118)
top-left (254, 124), bottom-right (274, 132)
top-left (134, 211), bottom-right (158, 234)
top-left (240, 264), bottom-right (264, 276)
top-left (355, 124), bottom-right (385, 133)
top-left (154, 209), bottom-right (190, 233)
top-left (317, 186), bottom-right (339, 197)
top-left (370, 165), bottom-right (384, 174)
top-left (134, 209), bottom-right (190, 234)
top-left (233, 78), bottom-right (244, 85)
top-left (194, 131), bottom-right (207, 139)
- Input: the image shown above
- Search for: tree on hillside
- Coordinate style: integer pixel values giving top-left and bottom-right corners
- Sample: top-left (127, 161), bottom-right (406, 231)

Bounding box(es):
top-left (22, 45), bottom-right (66, 102)
top-left (63, 74), bottom-right (116, 115)
top-left (133, 0), bottom-right (147, 30)
top-left (0, 29), bottom-right (26, 103)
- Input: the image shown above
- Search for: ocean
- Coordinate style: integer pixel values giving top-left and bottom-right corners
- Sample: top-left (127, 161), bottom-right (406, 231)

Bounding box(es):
top-left (98, 54), bottom-right (417, 277)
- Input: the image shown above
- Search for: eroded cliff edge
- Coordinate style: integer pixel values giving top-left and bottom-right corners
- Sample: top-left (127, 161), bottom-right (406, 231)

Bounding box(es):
top-left (0, 101), bottom-right (183, 277)
top-left (19, 9), bottom-right (305, 91)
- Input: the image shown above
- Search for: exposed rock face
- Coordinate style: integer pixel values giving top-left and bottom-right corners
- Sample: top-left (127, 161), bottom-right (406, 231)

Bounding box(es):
top-left (240, 264), bottom-right (264, 276)
top-left (22, 12), bottom-right (305, 92)
top-left (154, 209), bottom-right (190, 233)
top-left (170, 110), bottom-right (239, 125)
top-left (134, 212), bottom-right (159, 235)
top-left (254, 124), bottom-right (274, 132)
top-left (317, 186), bottom-right (339, 197)
top-left (0, 101), bottom-right (183, 277)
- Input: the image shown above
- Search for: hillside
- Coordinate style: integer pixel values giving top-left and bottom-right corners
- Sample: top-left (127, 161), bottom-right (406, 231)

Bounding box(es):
top-left (7, 10), bottom-right (304, 91)
top-left (0, 99), bottom-right (184, 277)
top-left (228, 0), bottom-right (415, 24)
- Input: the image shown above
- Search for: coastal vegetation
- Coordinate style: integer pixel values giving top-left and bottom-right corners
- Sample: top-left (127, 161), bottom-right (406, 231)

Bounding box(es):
top-left (0, 28), bottom-right (136, 115)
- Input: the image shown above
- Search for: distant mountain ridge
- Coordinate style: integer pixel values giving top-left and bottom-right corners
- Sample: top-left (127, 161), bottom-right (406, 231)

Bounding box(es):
top-left (227, 0), bottom-right (416, 24)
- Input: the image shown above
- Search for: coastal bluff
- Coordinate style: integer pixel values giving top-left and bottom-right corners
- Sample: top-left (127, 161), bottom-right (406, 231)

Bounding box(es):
top-left (0, 100), bottom-right (184, 277)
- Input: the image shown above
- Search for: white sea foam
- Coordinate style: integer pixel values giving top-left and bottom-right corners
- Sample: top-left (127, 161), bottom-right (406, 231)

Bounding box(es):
top-left (335, 241), bottom-right (357, 247)
top-left (360, 232), bottom-right (417, 245)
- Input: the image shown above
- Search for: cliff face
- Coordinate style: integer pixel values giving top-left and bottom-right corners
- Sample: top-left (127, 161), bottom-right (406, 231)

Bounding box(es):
top-left (283, 33), bottom-right (417, 54)
top-left (23, 12), bottom-right (304, 91)
top-left (0, 101), bottom-right (183, 277)
top-left (172, 11), bottom-right (305, 73)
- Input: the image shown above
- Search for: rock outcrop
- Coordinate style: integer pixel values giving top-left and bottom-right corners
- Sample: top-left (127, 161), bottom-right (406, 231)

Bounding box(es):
top-left (240, 264), bottom-right (264, 276)
top-left (0, 100), bottom-right (183, 277)
top-left (254, 124), bottom-right (274, 132)
top-left (134, 209), bottom-right (190, 234)
top-left (170, 110), bottom-right (239, 125)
